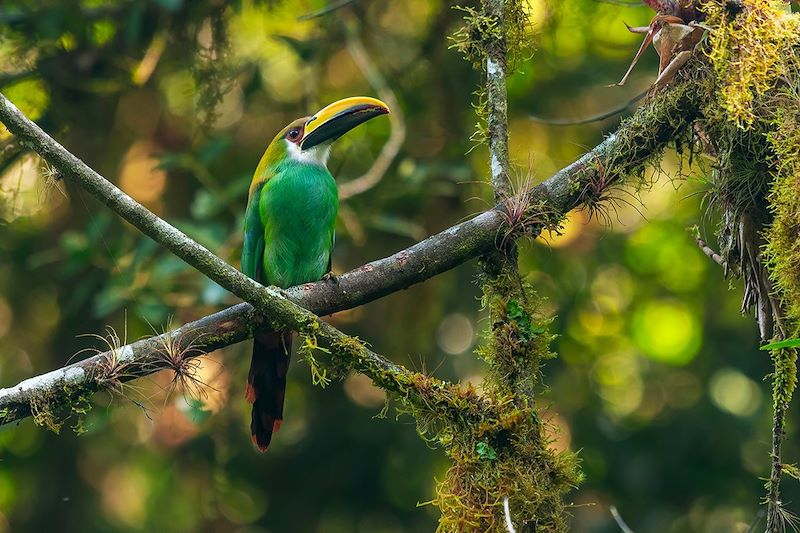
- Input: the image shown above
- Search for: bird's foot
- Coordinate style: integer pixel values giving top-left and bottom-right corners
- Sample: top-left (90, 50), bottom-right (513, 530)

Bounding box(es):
top-left (322, 271), bottom-right (339, 285)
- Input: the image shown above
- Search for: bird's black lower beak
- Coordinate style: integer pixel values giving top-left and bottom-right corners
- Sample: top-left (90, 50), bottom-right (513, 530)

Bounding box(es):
top-left (300, 97), bottom-right (390, 150)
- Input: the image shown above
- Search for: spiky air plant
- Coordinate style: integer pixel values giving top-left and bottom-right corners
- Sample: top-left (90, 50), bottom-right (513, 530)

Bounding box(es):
top-left (79, 326), bottom-right (138, 397)
top-left (615, 0), bottom-right (706, 87)
top-left (149, 323), bottom-right (214, 402)
top-left (39, 158), bottom-right (66, 199)
top-left (496, 168), bottom-right (552, 248)
top-left (577, 154), bottom-right (648, 227)
top-left (708, 136), bottom-right (783, 339)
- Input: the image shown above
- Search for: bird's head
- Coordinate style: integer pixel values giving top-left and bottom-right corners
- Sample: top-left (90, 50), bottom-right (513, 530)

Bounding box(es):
top-left (263, 96), bottom-right (390, 170)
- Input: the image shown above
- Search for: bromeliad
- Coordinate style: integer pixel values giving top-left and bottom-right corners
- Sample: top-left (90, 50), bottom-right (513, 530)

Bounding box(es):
top-left (241, 96), bottom-right (390, 451)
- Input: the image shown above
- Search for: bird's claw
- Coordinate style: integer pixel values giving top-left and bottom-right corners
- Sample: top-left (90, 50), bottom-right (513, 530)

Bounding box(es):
top-left (322, 271), bottom-right (339, 285)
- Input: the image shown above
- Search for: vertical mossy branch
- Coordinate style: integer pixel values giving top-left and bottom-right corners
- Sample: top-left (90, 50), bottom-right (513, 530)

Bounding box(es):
top-left (700, 2), bottom-right (800, 529)
top-left (432, 2), bottom-right (581, 531)
top-left (766, 347), bottom-right (798, 532)
top-left (485, 0), bottom-right (510, 201)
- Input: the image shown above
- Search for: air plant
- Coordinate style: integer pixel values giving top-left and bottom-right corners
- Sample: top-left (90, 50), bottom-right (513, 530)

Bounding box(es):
top-left (615, 0), bottom-right (708, 88)
top-left (148, 320), bottom-right (214, 402)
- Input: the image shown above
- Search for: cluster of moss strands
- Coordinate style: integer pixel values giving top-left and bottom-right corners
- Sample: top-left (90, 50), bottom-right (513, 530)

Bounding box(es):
top-left (698, 0), bottom-right (800, 328)
top-left (449, 0), bottom-right (535, 146)
top-left (477, 262), bottom-right (555, 398)
top-left (698, 2), bottom-right (800, 527)
top-left (433, 416), bottom-right (581, 532)
top-left (29, 381), bottom-right (94, 435)
top-left (764, 99), bottom-right (800, 327)
top-left (770, 347), bottom-right (798, 411)
top-left (430, 270), bottom-right (581, 532)
top-left (703, 0), bottom-right (800, 128)
top-left (450, 0), bottom-right (534, 70)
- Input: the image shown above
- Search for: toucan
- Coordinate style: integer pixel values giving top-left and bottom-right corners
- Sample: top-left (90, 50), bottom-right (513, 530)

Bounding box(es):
top-left (241, 96), bottom-right (390, 451)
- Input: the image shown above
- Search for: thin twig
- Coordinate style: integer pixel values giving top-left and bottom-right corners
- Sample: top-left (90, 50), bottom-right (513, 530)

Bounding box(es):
top-left (610, 506), bottom-right (635, 533)
top-left (338, 15), bottom-right (406, 200)
top-left (296, 0), bottom-right (358, 21)
top-left (695, 235), bottom-right (725, 266)
top-left (529, 89), bottom-right (648, 126)
top-left (504, 497), bottom-right (517, 533)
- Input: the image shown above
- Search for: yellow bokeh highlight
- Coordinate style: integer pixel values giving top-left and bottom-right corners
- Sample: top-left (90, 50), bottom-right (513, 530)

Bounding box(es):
top-left (377, 0), bottom-right (436, 39)
top-left (344, 373), bottom-right (387, 408)
top-left (101, 466), bottom-right (150, 527)
top-left (575, 307), bottom-right (623, 339)
top-left (542, 211), bottom-right (587, 248)
top-left (594, 349), bottom-right (644, 417)
top-left (227, 1), bottom-right (313, 103)
top-left (118, 141), bottom-right (167, 204)
top-left (1, 79), bottom-right (48, 141)
top-left (709, 368), bottom-right (762, 417)
top-left (0, 155), bottom-right (47, 221)
top-left (436, 313), bottom-right (475, 355)
top-left (632, 300), bottom-right (701, 365)
top-left (591, 265), bottom-right (633, 314)
top-left (524, 0), bottom-right (550, 30)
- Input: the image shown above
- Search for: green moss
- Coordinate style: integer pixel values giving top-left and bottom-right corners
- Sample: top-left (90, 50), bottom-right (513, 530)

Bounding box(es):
top-left (297, 330), bottom-right (332, 388)
top-left (297, 319), bottom-right (334, 388)
top-left (696, 2), bottom-right (800, 522)
top-left (427, 257), bottom-right (580, 532)
top-left (703, 0), bottom-right (800, 128)
top-left (450, 0), bottom-right (534, 146)
top-left (29, 382), bottom-right (95, 435)
top-left (450, 0), bottom-right (533, 70)
top-left (698, 1), bottom-right (800, 329)
top-left (764, 101), bottom-right (800, 326)
top-left (770, 347), bottom-right (798, 409)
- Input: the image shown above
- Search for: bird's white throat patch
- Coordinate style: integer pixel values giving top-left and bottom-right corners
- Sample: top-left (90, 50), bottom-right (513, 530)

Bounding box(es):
top-left (286, 140), bottom-right (332, 167)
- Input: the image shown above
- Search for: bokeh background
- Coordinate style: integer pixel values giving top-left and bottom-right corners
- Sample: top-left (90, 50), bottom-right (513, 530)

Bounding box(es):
top-left (0, 1), bottom-right (796, 532)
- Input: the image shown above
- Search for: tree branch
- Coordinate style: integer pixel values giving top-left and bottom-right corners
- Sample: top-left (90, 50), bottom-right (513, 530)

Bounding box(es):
top-left (0, 77), bottom-right (703, 426)
top-left (485, 0), bottom-right (511, 201)
top-left (0, 90), bottom-right (478, 425)
top-left (695, 235), bottom-right (724, 266)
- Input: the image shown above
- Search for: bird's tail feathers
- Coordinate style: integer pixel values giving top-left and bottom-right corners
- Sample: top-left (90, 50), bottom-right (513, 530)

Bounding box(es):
top-left (246, 330), bottom-right (292, 452)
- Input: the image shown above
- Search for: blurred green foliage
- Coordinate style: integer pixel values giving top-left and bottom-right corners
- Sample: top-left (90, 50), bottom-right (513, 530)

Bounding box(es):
top-left (0, 0), bottom-right (794, 532)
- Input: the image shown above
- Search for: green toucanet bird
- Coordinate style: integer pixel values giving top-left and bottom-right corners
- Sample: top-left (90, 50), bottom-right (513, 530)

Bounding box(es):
top-left (242, 96), bottom-right (390, 451)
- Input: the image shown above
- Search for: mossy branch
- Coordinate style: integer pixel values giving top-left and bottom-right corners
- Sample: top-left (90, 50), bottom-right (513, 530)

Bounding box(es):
top-left (0, 90), bottom-right (488, 427)
top-left (485, 0), bottom-right (511, 201)
top-left (0, 78), bottom-right (702, 433)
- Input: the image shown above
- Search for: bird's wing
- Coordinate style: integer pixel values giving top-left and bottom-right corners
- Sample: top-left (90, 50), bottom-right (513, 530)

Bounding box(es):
top-left (242, 183), bottom-right (266, 282)
top-left (326, 230), bottom-right (335, 273)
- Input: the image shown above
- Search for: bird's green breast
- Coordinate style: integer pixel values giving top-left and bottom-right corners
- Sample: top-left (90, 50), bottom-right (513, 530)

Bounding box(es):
top-left (250, 160), bottom-right (337, 288)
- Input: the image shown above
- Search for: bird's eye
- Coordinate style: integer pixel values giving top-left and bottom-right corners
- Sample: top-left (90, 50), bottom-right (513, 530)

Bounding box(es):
top-left (286, 127), bottom-right (303, 142)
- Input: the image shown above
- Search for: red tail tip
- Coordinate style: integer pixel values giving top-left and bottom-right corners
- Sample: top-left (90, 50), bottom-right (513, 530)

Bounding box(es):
top-left (251, 434), bottom-right (269, 452)
top-left (244, 383), bottom-right (256, 404)
top-left (273, 419), bottom-right (282, 433)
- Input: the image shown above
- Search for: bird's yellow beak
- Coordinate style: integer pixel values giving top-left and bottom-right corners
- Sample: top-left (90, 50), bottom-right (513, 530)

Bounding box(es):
top-left (300, 96), bottom-right (390, 150)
